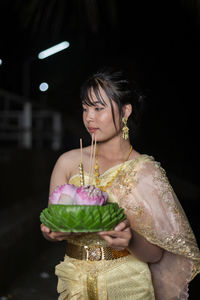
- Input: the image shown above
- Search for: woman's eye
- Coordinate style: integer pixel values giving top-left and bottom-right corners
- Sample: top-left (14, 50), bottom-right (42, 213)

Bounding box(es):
top-left (95, 107), bottom-right (104, 111)
top-left (82, 107), bottom-right (87, 112)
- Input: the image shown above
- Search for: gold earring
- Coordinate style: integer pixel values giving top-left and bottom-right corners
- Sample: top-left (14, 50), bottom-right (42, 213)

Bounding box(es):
top-left (122, 117), bottom-right (129, 140)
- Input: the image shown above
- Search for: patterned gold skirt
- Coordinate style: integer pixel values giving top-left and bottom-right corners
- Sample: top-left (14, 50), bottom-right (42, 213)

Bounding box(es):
top-left (55, 253), bottom-right (155, 300)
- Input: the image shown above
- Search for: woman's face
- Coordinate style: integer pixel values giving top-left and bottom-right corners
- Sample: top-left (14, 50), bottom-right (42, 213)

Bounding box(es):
top-left (82, 87), bottom-right (121, 142)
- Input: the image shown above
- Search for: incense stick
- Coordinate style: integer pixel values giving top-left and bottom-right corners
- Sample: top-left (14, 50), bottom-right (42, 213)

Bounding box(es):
top-left (88, 134), bottom-right (94, 185)
top-left (79, 138), bottom-right (84, 186)
top-left (80, 138), bottom-right (83, 163)
top-left (91, 136), bottom-right (97, 185)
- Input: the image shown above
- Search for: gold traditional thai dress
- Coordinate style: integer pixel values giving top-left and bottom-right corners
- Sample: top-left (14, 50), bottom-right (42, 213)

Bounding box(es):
top-left (55, 154), bottom-right (200, 300)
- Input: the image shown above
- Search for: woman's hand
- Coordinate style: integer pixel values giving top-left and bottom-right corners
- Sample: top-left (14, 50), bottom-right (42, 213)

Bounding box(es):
top-left (40, 223), bottom-right (81, 242)
top-left (98, 219), bottom-right (132, 251)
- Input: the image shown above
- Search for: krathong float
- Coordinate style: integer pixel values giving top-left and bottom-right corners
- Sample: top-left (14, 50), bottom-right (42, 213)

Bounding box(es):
top-left (40, 137), bottom-right (126, 232)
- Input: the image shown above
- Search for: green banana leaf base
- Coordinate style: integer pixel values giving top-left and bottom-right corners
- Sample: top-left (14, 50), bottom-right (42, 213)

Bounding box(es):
top-left (40, 203), bottom-right (126, 232)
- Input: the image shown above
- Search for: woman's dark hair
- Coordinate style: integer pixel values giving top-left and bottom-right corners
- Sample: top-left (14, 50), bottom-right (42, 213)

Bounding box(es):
top-left (80, 67), bottom-right (145, 136)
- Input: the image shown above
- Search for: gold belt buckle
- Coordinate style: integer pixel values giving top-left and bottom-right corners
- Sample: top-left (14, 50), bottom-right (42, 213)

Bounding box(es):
top-left (84, 246), bottom-right (103, 261)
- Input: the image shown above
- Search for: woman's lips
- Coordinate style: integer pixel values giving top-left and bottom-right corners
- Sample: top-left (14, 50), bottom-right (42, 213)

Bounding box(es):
top-left (88, 127), bottom-right (98, 133)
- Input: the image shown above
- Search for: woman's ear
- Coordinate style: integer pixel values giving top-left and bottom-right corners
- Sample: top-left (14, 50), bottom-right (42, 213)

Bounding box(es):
top-left (123, 104), bottom-right (132, 119)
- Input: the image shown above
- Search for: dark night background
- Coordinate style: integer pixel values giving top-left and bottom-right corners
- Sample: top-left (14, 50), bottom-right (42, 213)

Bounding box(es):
top-left (0, 0), bottom-right (199, 299)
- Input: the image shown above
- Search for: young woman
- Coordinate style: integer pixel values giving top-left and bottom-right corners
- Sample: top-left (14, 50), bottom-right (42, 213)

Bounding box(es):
top-left (41, 68), bottom-right (200, 300)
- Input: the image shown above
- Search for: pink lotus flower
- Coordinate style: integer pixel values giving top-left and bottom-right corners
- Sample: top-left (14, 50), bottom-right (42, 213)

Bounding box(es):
top-left (49, 184), bottom-right (77, 205)
top-left (49, 184), bottom-right (108, 206)
top-left (75, 185), bottom-right (108, 205)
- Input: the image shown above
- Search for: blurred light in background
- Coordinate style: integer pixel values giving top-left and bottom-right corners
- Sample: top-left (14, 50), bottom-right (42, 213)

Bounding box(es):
top-left (39, 82), bottom-right (49, 92)
top-left (0, 59), bottom-right (2, 65)
top-left (38, 41), bottom-right (70, 59)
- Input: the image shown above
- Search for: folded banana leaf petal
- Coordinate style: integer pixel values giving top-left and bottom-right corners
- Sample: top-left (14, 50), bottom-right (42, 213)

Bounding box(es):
top-left (40, 203), bottom-right (126, 232)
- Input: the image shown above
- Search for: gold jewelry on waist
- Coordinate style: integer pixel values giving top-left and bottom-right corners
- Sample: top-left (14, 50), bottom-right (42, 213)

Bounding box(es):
top-left (66, 242), bottom-right (130, 261)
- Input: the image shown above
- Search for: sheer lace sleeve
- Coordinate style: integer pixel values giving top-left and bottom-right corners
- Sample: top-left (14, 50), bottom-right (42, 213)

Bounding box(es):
top-left (110, 155), bottom-right (200, 300)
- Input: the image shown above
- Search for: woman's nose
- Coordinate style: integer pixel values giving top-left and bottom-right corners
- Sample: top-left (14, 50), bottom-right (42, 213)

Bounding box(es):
top-left (85, 109), bottom-right (95, 122)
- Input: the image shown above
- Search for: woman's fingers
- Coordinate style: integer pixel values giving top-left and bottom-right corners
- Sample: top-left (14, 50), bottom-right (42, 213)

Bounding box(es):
top-left (47, 230), bottom-right (82, 241)
top-left (40, 223), bottom-right (81, 241)
top-left (99, 230), bottom-right (123, 238)
top-left (100, 232), bottom-right (131, 250)
top-left (99, 227), bottom-right (132, 250)
top-left (40, 223), bottom-right (51, 233)
top-left (99, 219), bottom-right (130, 236)
top-left (99, 229), bottom-right (131, 240)
top-left (114, 219), bottom-right (130, 231)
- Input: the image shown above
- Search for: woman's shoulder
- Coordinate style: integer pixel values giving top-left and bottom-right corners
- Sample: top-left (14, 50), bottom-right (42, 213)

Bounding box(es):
top-left (58, 148), bottom-right (80, 160)
top-left (128, 151), bottom-right (161, 172)
top-left (56, 146), bottom-right (91, 170)
top-left (130, 151), bottom-right (154, 165)
top-left (56, 148), bottom-right (82, 167)
top-left (129, 148), bottom-right (154, 162)
top-left (132, 153), bottom-right (167, 178)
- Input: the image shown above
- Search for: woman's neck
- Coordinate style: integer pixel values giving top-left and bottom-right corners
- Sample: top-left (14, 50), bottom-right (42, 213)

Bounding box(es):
top-left (97, 136), bottom-right (132, 161)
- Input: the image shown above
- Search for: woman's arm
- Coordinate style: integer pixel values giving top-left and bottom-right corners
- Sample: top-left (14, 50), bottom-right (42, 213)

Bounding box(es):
top-left (48, 153), bottom-right (71, 201)
top-left (99, 219), bottom-right (163, 263)
top-left (41, 151), bottom-right (80, 242)
top-left (128, 228), bottom-right (163, 263)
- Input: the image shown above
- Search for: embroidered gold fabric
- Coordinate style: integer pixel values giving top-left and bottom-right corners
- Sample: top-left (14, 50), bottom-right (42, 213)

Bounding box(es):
top-left (55, 254), bottom-right (155, 300)
top-left (55, 154), bottom-right (200, 300)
